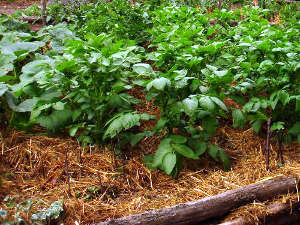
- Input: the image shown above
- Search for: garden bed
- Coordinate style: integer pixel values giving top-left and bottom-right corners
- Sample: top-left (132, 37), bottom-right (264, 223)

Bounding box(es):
top-left (1, 0), bottom-right (300, 224)
top-left (1, 123), bottom-right (300, 224)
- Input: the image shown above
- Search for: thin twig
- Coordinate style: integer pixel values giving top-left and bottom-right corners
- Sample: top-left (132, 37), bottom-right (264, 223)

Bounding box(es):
top-left (265, 118), bottom-right (272, 171)
top-left (277, 131), bottom-right (284, 165)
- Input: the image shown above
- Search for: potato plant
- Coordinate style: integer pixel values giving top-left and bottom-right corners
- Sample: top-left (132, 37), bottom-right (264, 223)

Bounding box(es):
top-left (0, 0), bottom-right (299, 176)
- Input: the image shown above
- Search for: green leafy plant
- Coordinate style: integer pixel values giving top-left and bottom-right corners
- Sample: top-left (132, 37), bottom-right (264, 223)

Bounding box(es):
top-left (0, 0), bottom-right (299, 177)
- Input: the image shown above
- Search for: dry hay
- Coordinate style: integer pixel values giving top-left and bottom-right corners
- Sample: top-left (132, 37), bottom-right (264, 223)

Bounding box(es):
top-left (221, 193), bottom-right (300, 225)
top-left (1, 124), bottom-right (300, 225)
top-left (1, 89), bottom-right (300, 225)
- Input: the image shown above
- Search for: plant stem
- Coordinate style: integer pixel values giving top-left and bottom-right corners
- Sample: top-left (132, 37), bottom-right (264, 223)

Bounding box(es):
top-left (41, 0), bottom-right (47, 26)
top-left (265, 117), bottom-right (271, 171)
top-left (218, 0), bottom-right (222, 10)
top-left (277, 131), bottom-right (284, 165)
top-left (8, 111), bottom-right (15, 128)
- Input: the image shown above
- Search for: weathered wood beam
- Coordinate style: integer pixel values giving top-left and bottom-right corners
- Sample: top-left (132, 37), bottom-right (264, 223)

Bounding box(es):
top-left (218, 200), bottom-right (300, 225)
top-left (95, 176), bottom-right (299, 225)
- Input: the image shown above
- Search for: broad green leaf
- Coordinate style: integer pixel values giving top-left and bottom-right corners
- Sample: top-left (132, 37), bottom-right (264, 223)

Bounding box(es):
top-left (0, 54), bottom-right (15, 76)
top-left (36, 109), bottom-right (72, 132)
top-left (188, 139), bottom-right (207, 156)
top-left (296, 97), bottom-right (300, 112)
top-left (199, 96), bottom-right (215, 112)
top-left (297, 134), bottom-right (300, 145)
top-left (202, 116), bottom-right (218, 135)
top-left (219, 149), bottom-right (230, 171)
top-left (153, 138), bottom-right (172, 167)
top-left (258, 60), bottom-right (273, 74)
top-left (0, 83), bottom-right (8, 97)
top-left (5, 92), bottom-right (37, 112)
top-left (22, 60), bottom-right (52, 75)
top-left (243, 101), bottom-right (254, 112)
top-left (53, 102), bottom-right (65, 111)
top-left (206, 65), bottom-right (218, 71)
top-left (14, 99), bottom-right (37, 112)
top-left (278, 90), bottom-right (289, 106)
top-left (183, 97), bottom-right (198, 115)
top-left (133, 63), bottom-right (153, 75)
top-left (252, 120), bottom-right (263, 133)
top-left (232, 109), bottom-right (246, 128)
top-left (162, 153), bottom-right (177, 175)
top-left (210, 97), bottom-right (227, 111)
top-left (153, 118), bottom-right (168, 131)
top-left (2, 41), bottom-right (45, 56)
top-left (146, 77), bottom-right (170, 91)
top-left (172, 144), bottom-right (198, 160)
top-left (289, 122), bottom-right (300, 135)
top-left (104, 113), bottom-right (152, 139)
top-left (270, 122), bottom-right (285, 131)
top-left (129, 132), bottom-right (147, 146)
top-left (251, 102), bottom-right (261, 112)
top-left (169, 135), bottom-right (187, 144)
top-left (213, 70), bottom-right (229, 77)
top-left (209, 144), bottom-right (220, 161)
top-left (69, 125), bottom-right (80, 137)
top-left (0, 75), bottom-right (16, 82)
top-left (140, 113), bottom-right (155, 120)
top-left (72, 109), bottom-right (81, 122)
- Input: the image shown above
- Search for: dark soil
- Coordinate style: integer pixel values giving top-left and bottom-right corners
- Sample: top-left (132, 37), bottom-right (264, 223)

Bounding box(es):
top-left (0, 0), bottom-right (39, 15)
top-left (0, 0), bottom-right (42, 31)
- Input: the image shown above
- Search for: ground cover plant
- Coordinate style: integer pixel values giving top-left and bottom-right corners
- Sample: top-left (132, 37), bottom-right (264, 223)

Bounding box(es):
top-left (0, 1), bottom-right (300, 223)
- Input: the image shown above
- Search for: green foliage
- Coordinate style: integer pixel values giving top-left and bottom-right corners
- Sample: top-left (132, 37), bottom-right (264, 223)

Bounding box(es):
top-left (48, 0), bottom-right (152, 43)
top-left (0, 197), bottom-right (64, 225)
top-left (0, 0), bottom-right (299, 177)
top-left (104, 112), bottom-right (154, 139)
top-left (31, 200), bottom-right (64, 225)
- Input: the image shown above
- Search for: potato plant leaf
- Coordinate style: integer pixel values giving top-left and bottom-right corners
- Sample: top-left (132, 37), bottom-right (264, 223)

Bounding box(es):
top-left (146, 77), bottom-right (171, 91)
top-left (232, 109), bottom-right (246, 128)
top-left (0, 83), bottom-right (8, 97)
top-left (182, 97), bottom-right (198, 115)
top-left (103, 112), bottom-right (154, 139)
top-left (153, 138), bottom-right (172, 167)
top-left (289, 122), bottom-right (300, 135)
top-left (168, 135), bottom-right (187, 144)
top-left (133, 63), bottom-right (153, 75)
top-left (199, 96), bottom-right (215, 112)
top-left (188, 139), bottom-right (207, 156)
top-left (172, 143), bottom-right (198, 160)
top-left (162, 153), bottom-right (177, 175)
top-left (36, 109), bottom-right (72, 133)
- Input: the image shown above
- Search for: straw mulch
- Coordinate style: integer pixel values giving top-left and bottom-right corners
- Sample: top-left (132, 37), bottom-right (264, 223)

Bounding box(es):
top-left (1, 87), bottom-right (300, 224)
top-left (1, 124), bottom-right (300, 224)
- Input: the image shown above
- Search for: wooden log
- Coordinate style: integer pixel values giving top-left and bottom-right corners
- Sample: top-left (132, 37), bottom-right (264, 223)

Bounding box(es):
top-left (218, 218), bottom-right (247, 225)
top-left (95, 176), bottom-right (298, 225)
top-left (218, 201), bottom-right (300, 225)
